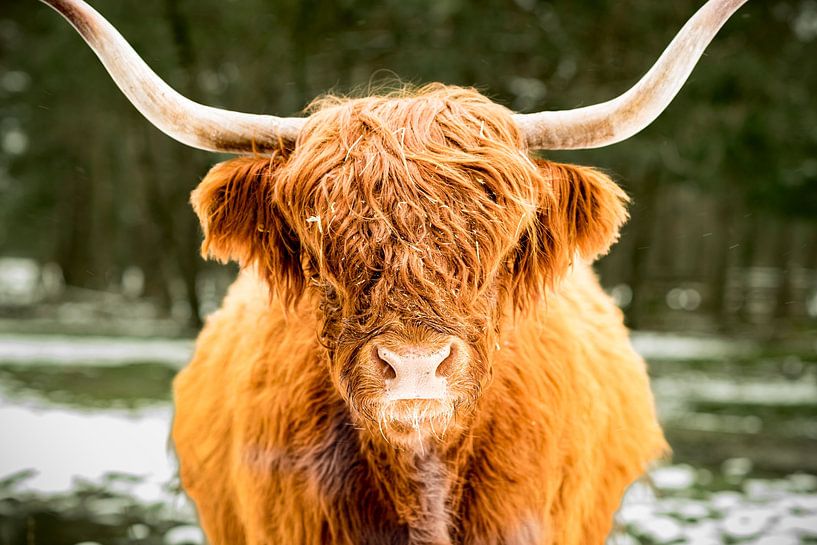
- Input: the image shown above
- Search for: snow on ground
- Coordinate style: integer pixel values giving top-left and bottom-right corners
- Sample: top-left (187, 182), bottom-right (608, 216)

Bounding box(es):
top-left (618, 466), bottom-right (817, 544)
top-left (1, 331), bottom-right (815, 543)
top-left (651, 374), bottom-right (817, 407)
top-left (0, 334), bottom-right (193, 367)
top-left (0, 330), bottom-right (758, 368)
top-left (629, 331), bottom-right (758, 361)
top-left (2, 395), bottom-right (816, 544)
top-left (0, 392), bottom-right (174, 499)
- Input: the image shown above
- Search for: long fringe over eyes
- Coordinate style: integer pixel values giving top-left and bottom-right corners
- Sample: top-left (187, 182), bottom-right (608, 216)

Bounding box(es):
top-left (276, 84), bottom-right (562, 323)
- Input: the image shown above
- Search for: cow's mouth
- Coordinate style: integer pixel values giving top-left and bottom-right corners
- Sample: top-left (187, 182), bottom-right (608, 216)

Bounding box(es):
top-left (371, 398), bottom-right (456, 441)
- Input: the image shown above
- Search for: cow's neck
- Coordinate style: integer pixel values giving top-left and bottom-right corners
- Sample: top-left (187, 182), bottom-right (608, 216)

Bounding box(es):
top-left (363, 435), bottom-right (468, 545)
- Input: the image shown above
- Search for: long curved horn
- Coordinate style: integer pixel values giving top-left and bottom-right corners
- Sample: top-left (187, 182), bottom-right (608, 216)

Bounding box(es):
top-left (40, 0), bottom-right (305, 153)
top-left (514, 0), bottom-right (749, 150)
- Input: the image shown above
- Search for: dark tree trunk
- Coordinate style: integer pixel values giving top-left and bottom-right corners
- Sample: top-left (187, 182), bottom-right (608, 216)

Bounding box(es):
top-left (708, 193), bottom-right (736, 330)
top-left (773, 221), bottom-right (801, 325)
top-left (625, 170), bottom-right (660, 330)
top-left (56, 162), bottom-right (95, 288)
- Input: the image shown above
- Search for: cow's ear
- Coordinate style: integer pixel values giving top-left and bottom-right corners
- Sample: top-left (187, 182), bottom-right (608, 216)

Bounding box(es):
top-left (512, 160), bottom-right (628, 301)
top-left (542, 160), bottom-right (629, 262)
top-left (191, 154), bottom-right (304, 301)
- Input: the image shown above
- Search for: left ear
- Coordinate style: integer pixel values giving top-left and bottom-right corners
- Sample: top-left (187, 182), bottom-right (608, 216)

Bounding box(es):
top-left (541, 160), bottom-right (630, 262)
top-left (511, 159), bottom-right (629, 300)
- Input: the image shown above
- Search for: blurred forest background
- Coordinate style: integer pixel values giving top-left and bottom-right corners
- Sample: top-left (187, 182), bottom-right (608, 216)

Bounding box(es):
top-left (0, 0), bottom-right (815, 337)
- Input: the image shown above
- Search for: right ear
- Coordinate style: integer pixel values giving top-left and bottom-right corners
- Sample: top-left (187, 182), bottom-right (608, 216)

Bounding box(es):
top-left (190, 154), bottom-right (304, 301)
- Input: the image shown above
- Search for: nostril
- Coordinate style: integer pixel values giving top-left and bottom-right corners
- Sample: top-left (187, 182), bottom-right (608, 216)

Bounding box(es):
top-left (372, 346), bottom-right (396, 380)
top-left (435, 342), bottom-right (456, 378)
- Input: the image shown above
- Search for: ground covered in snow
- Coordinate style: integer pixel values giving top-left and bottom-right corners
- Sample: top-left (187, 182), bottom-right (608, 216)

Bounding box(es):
top-left (0, 332), bottom-right (815, 544)
top-left (617, 465), bottom-right (817, 544)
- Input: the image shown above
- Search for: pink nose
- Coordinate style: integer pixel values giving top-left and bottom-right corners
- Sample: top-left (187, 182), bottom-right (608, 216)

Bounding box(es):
top-left (376, 343), bottom-right (452, 401)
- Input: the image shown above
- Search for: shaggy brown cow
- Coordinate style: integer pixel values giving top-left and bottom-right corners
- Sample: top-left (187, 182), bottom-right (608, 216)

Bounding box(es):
top-left (41, 0), bottom-right (749, 543)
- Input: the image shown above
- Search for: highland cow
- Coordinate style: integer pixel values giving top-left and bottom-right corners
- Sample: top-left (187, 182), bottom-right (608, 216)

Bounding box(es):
top-left (41, 0), bottom-right (750, 543)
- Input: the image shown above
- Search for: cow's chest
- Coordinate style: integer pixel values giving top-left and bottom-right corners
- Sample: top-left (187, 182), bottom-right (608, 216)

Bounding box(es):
top-left (307, 420), bottom-right (455, 544)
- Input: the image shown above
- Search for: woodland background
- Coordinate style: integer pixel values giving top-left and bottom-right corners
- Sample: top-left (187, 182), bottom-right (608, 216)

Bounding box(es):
top-left (0, 0), bottom-right (815, 336)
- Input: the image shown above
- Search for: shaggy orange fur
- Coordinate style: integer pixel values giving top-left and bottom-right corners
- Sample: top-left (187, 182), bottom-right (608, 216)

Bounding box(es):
top-left (173, 84), bottom-right (666, 545)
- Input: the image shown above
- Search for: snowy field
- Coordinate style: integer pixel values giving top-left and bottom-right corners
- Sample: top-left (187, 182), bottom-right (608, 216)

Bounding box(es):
top-left (0, 332), bottom-right (815, 544)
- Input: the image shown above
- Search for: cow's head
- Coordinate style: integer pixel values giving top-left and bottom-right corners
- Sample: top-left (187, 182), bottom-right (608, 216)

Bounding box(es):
top-left (41, 0), bottom-right (748, 446)
top-left (190, 86), bottom-right (628, 444)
